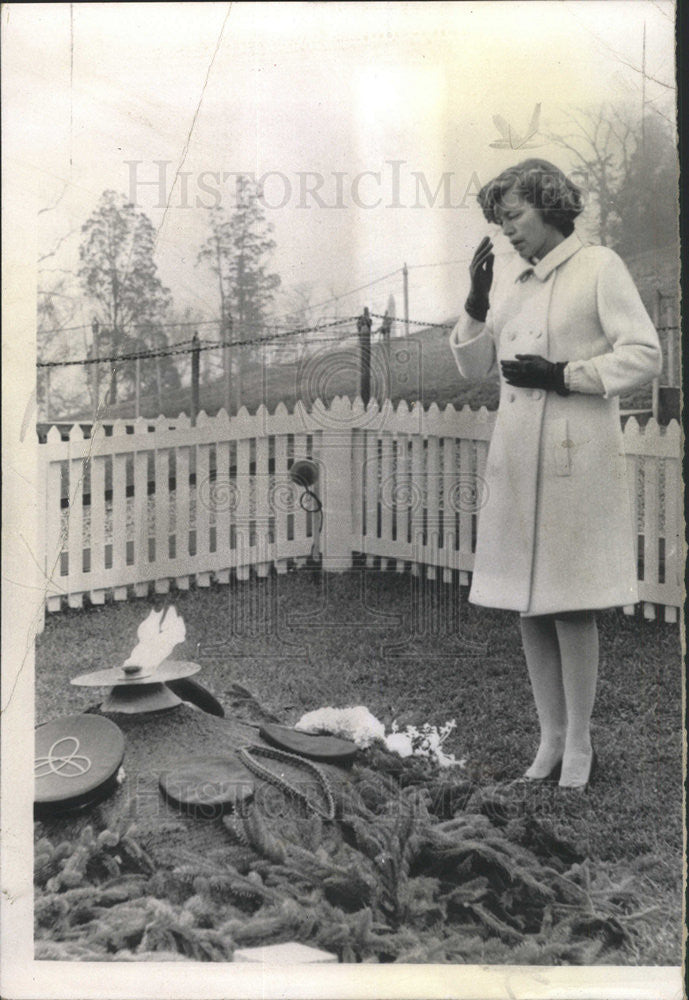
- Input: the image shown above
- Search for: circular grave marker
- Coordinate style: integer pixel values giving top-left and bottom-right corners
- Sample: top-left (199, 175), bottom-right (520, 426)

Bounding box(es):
top-left (35, 714), bottom-right (125, 816)
top-left (71, 660), bottom-right (204, 714)
top-left (159, 755), bottom-right (255, 818)
top-left (259, 724), bottom-right (358, 764)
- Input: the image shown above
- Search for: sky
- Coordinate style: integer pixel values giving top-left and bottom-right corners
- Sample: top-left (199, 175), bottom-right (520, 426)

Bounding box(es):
top-left (3, 0), bottom-right (676, 343)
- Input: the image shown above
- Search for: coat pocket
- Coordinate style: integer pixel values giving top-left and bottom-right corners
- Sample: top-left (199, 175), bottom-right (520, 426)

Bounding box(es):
top-left (552, 418), bottom-right (572, 477)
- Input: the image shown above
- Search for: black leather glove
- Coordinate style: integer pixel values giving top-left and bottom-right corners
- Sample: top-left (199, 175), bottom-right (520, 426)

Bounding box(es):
top-left (500, 354), bottom-right (570, 396)
top-left (465, 237), bottom-right (494, 322)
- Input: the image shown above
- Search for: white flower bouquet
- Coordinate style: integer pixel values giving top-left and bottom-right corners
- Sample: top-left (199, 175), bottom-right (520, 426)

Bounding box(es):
top-left (384, 719), bottom-right (464, 769)
top-left (295, 706), bottom-right (386, 748)
top-left (295, 706), bottom-right (464, 769)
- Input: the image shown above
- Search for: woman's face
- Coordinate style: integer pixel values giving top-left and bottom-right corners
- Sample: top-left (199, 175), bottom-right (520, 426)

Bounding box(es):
top-left (496, 187), bottom-right (565, 261)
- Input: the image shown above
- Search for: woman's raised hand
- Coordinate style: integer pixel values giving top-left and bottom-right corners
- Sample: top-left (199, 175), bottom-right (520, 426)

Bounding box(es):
top-left (465, 237), bottom-right (494, 322)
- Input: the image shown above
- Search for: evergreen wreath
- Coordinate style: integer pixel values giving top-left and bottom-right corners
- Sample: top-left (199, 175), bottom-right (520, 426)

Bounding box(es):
top-left (35, 745), bottom-right (657, 964)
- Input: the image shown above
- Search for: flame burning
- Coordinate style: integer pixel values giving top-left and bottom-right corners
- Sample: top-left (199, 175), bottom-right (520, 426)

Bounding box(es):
top-left (123, 606), bottom-right (186, 672)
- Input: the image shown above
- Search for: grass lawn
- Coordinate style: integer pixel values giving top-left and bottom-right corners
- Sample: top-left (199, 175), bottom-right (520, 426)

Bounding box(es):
top-left (34, 566), bottom-right (683, 964)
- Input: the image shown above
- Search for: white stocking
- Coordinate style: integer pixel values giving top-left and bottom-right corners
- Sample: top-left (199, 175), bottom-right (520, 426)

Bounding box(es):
top-left (519, 615), bottom-right (567, 778)
top-left (555, 611), bottom-right (599, 787)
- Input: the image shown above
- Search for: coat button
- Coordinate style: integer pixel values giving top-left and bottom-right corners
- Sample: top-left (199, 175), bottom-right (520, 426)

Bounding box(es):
top-left (535, 332), bottom-right (543, 340)
top-left (508, 392), bottom-right (516, 403)
top-left (530, 389), bottom-right (543, 400)
top-left (508, 333), bottom-right (516, 342)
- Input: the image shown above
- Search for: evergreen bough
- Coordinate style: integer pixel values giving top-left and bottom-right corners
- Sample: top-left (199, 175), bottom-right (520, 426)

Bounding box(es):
top-left (35, 748), bottom-right (658, 964)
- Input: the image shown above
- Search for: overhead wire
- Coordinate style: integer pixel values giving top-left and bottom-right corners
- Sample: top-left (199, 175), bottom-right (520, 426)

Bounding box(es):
top-left (35, 308), bottom-right (470, 369)
top-left (36, 315), bottom-right (360, 368)
top-left (304, 268), bottom-right (403, 313)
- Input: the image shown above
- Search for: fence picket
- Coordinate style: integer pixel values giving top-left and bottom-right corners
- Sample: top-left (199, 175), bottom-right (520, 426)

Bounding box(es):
top-left (425, 434), bottom-right (440, 571)
top-left (292, 432), bottom-right (310, 546)
top-left (663, 423), bottom-right (681, 598)
top-left (363, 430), bottom-right (377, 548)
top-left (235, 437), bottom-right (251, 579)
top-left (643, 452), bottom-right (660, 595)
top-left (458, 438), bottom-right (473, 567)
top-left (409, 432), bottom-right (424, 569)
top-left (176, 445), bottom-right (191, 570)
top-left (157, 446), bottom-right (172, 585)
top-left (273, 431), bottom-right (289, 560)
top-left (111, 446), bottom-right (128, 583)
top-left (351, 429), bottom-right (364, 551)
top-left (67, 430), bottom-right (85, 595)
top-left (380, 433), bottom-right (394, 567)
top-left (133, 448), bottom-right (149, 583)
top-left (625, 444), bottom-right (640, 581)
top-left (215, 439), bottom-right (231, 573)
top-left (255, 433), bottom-right (271, 574)
top-left (195, 441), bottom-right (210, 567)
top-left (44, 439), bottom-right (64, 612)
top-left (394, 434), bottom-right (410, 569)
top-left (472, 436), bottom-right (490, 584)
top-left (89, 446), bottom-right (106, 603)
top-left (442, 436), bottom-right (456, 579)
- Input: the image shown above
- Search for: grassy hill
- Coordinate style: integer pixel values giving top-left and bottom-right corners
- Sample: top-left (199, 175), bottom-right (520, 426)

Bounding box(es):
top-left (53, 243), bottom-right (678, 426)
top-left (63, 324), bottom-right (501, 423)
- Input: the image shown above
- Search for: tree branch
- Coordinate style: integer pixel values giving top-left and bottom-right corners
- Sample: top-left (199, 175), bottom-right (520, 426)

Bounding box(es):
top-left (38, 229), bottom-right (79, 264)
top-left (37, 183), bottom-right (69, 216)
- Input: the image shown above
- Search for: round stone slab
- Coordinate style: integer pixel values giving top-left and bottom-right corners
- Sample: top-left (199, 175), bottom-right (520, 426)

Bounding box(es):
top-left (259, 724), bottom-right (358, 763)
top-left (35, 714), bottom-right (125, 816)
top-left (159, 755), bottom-right (255, 817)
top-left (71, 660), bottom-right (201, 687)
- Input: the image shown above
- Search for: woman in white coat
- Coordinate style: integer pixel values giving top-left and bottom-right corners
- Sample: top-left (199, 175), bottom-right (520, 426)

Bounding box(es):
top-left (450, 159), bottom-right (661, 789)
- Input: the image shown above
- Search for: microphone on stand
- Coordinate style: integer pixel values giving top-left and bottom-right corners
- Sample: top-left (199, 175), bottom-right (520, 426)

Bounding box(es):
top-left (288, 459), bottom-right (322, 563)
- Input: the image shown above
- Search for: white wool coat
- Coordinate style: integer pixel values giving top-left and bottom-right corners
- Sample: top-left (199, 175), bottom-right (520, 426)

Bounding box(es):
top-left (450, 233), bottom-right (662, 615)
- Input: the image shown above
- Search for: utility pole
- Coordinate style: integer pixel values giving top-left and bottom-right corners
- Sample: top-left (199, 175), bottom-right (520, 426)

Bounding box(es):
top-left (651, 289), bottom-right (660, 421)
top-left (155, 349), bottom-right (162, 414)
top-left (135, 339), bottom-right (141, 419)
top-left (91, 317), bottom-right (100, 422)
top-left (223, 314), bottom-right (233, 415)
top-left (379, 310), bottom-right (392, 344)
top-left (191, 331), bottom-right (200, 426)
top-left (403, 262), bottom-right (409, 340)
top-left (357, 307), bottom-right (372, 406)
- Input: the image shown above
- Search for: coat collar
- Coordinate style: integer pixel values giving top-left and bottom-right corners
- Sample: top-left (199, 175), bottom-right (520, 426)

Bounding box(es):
top-left (515, 232), bottom-right (585, 283)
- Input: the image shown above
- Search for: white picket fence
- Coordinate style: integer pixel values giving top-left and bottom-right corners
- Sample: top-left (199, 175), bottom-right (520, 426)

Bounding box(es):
top-left (38, 399), bottom-right (682, 626)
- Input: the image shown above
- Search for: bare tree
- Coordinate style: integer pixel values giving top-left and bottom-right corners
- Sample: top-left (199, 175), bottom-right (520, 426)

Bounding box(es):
top-left (278, 282), bottom-right (317, 362)
top-left (547, 104), bottom-right (638, 246)
top-left (283, 282), bottom-right (315, 329)
top-left (37, 277), bottom-right (89, 419)
top-left (609, 112), bottom-right (678, 260)
top-left (547, 103), bottom-right (677, 261)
